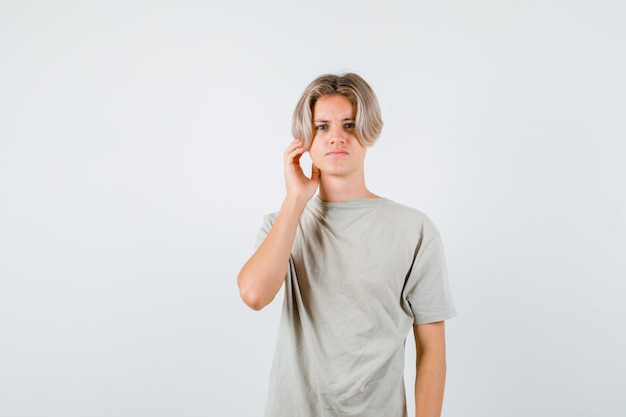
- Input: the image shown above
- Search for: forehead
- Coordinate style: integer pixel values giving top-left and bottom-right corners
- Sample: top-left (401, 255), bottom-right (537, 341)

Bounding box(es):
top-left (313, 95), bottom-right (355, 119)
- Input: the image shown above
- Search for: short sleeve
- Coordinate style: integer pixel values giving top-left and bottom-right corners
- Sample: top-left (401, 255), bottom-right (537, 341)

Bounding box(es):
top-left (404, 235), bottom-right (457, 325)
top-left (254, 212), bottom-right (278, 249)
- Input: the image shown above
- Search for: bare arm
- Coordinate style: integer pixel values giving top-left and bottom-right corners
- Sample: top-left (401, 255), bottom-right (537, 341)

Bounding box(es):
top-left (237, 140), bottom-right (319, 310)
top-left (413, 321), bottom-right (447, 417)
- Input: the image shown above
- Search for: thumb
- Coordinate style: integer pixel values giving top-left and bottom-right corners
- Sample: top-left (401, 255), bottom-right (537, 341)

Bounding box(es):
top-left (310, 164), bottom-right (320, 183)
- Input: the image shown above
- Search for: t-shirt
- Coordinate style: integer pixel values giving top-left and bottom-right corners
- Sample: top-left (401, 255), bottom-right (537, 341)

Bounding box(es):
top-left (255, 196), bottom-right (456, 417)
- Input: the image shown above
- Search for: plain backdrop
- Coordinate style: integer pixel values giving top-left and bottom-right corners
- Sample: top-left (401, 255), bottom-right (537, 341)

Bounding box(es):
top-left (1, 1), bottom-right (625, 416)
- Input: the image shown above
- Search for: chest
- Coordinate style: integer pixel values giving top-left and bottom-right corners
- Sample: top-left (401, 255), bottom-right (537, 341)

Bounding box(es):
top-left (292, 220), bottom-right (417, 299)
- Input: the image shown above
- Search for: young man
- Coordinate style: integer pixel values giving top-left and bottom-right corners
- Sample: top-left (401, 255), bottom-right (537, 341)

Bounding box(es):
top-left (237, 73), bottom-right (456, 417)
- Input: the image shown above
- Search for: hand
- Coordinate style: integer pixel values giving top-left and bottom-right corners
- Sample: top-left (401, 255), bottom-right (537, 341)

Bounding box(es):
top-left (284, 139), bottom-right (320, 202)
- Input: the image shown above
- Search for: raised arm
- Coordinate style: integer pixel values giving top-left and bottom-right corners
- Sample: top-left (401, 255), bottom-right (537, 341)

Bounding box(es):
top-left (413, 321), bottom-right (447, 417)
top-left (237, 139), bottom-right (319, 310)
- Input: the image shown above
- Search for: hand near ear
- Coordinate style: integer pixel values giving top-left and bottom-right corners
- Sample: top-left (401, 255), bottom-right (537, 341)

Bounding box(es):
top-left (237, 139), bottom-right (319, 311)
top-left (284, 139), bottom-right (320, 202)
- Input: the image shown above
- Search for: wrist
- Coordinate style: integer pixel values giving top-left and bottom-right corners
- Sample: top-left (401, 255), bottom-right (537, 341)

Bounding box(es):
top-left (282, 194), bottom-right (310, 213)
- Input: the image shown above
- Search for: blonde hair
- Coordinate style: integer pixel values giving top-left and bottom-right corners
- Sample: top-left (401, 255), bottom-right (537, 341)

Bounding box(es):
top-left (292, 73), bottom-right (383, 150)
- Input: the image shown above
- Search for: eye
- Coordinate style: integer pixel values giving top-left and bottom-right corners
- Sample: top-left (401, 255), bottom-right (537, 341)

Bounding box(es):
top-left (344, 122), bottom-right (355, 129)
top-left (315, 124), bottom-right (328, 131)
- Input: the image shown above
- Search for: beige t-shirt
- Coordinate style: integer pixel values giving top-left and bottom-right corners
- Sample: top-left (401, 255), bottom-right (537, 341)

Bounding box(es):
top-left (256, 196), bottom-right (456, 417)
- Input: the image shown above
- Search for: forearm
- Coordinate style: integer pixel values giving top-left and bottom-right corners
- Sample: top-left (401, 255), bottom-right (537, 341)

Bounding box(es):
top-left (414, 348), bottom-right (446, 417)
top-left (237, 196), bottom-right (307, 310)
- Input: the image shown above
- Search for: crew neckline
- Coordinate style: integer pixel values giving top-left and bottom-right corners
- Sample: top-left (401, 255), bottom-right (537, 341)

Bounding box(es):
top-left (310, 195), bottom-right (390, 208)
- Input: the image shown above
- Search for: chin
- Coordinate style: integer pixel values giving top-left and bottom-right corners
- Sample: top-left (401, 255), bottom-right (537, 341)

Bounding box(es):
top-left (321, 169), bottom-right (354, 178)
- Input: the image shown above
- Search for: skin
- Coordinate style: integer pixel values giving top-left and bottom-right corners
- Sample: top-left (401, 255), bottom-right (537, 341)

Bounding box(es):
top-left (307, 94), bottom-right (377, 202)
top-left (414, 321), bottom-right (447, 417)
top-left (237, 94), bottom-right (447, 417)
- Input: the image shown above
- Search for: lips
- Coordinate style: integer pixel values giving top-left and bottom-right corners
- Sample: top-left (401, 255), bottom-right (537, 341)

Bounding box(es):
top-left (326, 150), bottom-right (349, 156)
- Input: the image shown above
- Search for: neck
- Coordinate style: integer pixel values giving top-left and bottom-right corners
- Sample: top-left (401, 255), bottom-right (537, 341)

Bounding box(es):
top-left (317, 173), bottom-right (379, 203)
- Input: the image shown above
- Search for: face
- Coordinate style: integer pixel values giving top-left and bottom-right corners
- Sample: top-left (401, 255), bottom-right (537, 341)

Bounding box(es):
top-left (309, 94), bottom-right (367, 178)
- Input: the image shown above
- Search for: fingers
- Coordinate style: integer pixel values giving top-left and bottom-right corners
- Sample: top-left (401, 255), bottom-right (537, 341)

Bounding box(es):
top-left (285, 139), bottom-right (304, 155)
top-left (284, 139), bottom-right (305, 165)
top-left (283, 140), bottom-right (318, 200)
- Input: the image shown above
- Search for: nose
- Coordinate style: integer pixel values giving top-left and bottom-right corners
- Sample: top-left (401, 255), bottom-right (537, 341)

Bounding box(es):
top-left (329, 125), bottom-right (346, 144)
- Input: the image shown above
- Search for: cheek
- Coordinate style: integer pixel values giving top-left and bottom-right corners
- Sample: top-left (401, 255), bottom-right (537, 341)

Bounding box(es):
top-left (308, 149), bottom-right (322, 166)
top-left (309, 147), bottom-right (327, 167)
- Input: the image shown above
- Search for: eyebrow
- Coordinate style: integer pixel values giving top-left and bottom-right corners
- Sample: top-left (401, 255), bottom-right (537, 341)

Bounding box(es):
top-left (313, 118), bottom-right (355, 123)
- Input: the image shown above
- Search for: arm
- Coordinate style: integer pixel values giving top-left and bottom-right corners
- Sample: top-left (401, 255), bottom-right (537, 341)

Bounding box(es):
top-left (413, 321), bottom-right (447, 417)
top-left (237, 139), bottom-right (319, 310)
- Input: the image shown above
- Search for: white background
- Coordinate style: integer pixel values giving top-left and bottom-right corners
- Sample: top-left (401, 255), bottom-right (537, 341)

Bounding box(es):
top-left (1, 1), bottom-right (625, 416)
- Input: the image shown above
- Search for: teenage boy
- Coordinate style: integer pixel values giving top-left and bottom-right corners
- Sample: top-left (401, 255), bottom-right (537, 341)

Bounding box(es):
top-left (238, 73), bottom-right (456, 417)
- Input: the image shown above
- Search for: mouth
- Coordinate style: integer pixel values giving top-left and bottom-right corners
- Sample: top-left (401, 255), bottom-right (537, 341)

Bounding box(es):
top-left (326, 150), bottom-right (349, 157)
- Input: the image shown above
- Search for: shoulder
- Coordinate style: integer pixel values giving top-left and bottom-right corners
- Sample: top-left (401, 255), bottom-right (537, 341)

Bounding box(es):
top-left (254, 211), bottom-right (280, 248)
top-left (262, 211), bottom-right (279, 225)
top-left (379, 199), bottom-right (441, 235)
